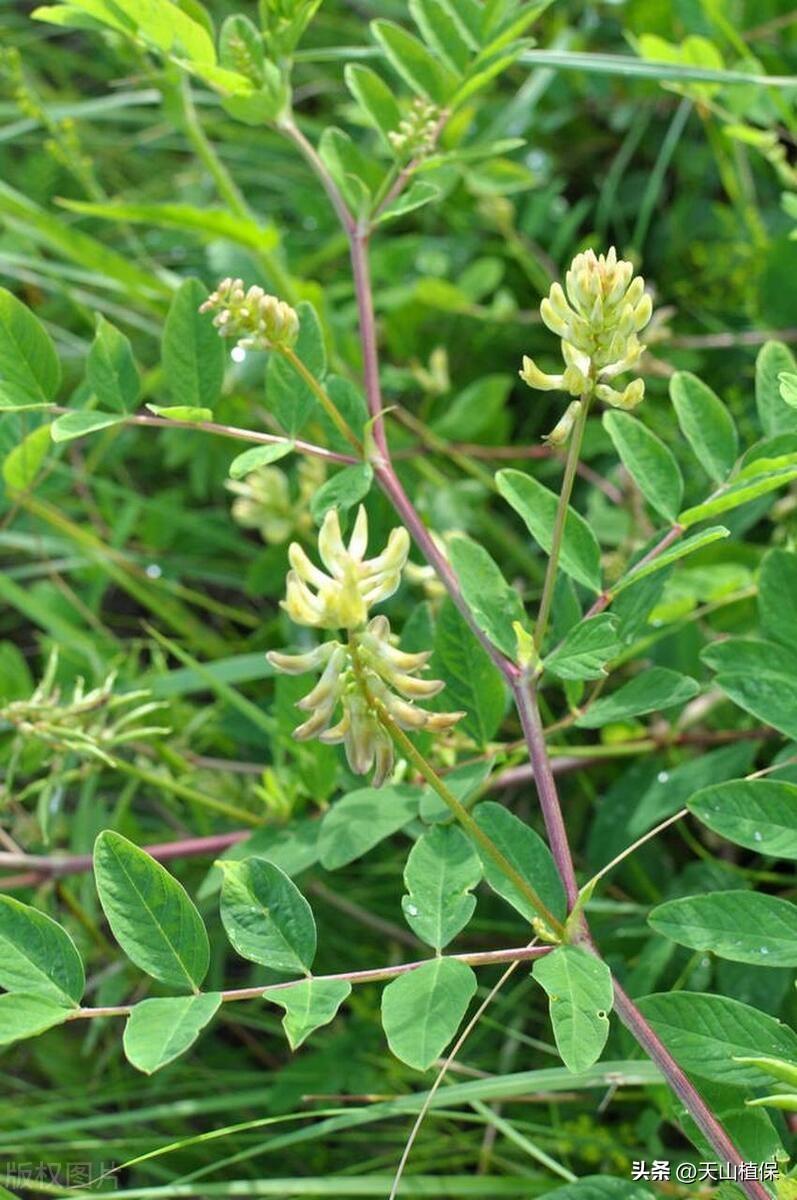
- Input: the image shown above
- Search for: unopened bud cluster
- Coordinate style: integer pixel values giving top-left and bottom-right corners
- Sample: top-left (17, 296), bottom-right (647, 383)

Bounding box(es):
top-left (199, 278), bottom-right (299, 352)
top-left (520, 248), bottom-right (653, 443)
top-left (227, 458), bottom-right (322, 545)
top-left (267, 507), bottom-right (462, 785)
top-left (388, 98), bottom-right (440, 159)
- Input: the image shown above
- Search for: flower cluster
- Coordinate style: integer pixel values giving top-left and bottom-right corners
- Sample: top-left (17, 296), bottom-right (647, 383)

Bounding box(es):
top-left (199, 278), bottom-right (299, 352)
top-left (520, 248), bottom-right (653, 441)
top-left (388, 98), bottom-right (440, 160)
top-left (227, 458), bottom-right (323, 545)
top-left (267, 507), bottom-right (462, 785)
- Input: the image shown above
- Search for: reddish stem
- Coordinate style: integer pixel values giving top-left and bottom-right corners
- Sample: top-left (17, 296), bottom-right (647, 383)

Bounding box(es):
top-left (0, 830), bottom-right (248, 886)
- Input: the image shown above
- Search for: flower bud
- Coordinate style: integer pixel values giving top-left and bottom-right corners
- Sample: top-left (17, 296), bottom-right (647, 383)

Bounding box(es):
top-left (200, 278), bottom-right (299, 352)
top-left (520, 246), bottom-right (652, 432)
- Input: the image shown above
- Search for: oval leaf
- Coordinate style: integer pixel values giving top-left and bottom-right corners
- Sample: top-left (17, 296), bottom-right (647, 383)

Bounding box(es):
top-left (0, 992), bottom-right (73, 1048)
top-left (448, 534), bottom-right (526, 659)
top-left (0, 895), bottom-right (84, 1005)
top-left (402, 824), bottom-right (482, 949)
top-left (219, 857), bottom-right (316, 974)
top-left (228, 441), bottom-right (294, 479)
top-left (670, 371), bottom-right (737, 482)
top-left (162, 278), bottom-right (224, 411)
top-left (575, 668), bottom-right (699, 728)
top-left (532, 946), bottom-right (613, 1073)
top-left (603, 410), bottom-right (683, 522)
top-left (381, 957), bottom-right (476, 1070)
top-left (123, 993), bottom-right (221, 1074)
top-left (51, 410), bottom-right (124, 442)
top-left (636, 992), bottom-right (797, 1085)
top-left (94, 830), bottom-right (209, 992)
top-left (688, 779), bottom-right (797, 859)
top-left (319, 786), bottom-right (419, 871)
top-left (496, 469), bottom-right (602, 593)
top-left (649, 891), bottom-right (797, 967)
top-left (473, 801), bottom-right (566, 923)
top-left (0, 288), bottom-right (61, 403)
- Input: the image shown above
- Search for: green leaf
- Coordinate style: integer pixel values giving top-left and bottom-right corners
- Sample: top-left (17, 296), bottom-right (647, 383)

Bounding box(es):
top-left (344, 63), bottom-right (401, 147)
top-left (701, 636), bottom-right (797, 678)
top-left (94, 830), bottom-right (209, 992)
top-left (713, 668), bottom-right (797, 741)
top-left (123, 993), bottom-right (221, 1074)
top-left (603, 411), bottom-right (683, 522)
top-left (0, 993), bottom-right (73, 1047)
top-left (145, 403), bottom-right (213, 421)
top-left (612, 527), bottom-right (730, 594)
top-left (61, 198), bottom-right (279, 256)
top-left (219, 13), bottom-right (265, 83)
top-left (310, 464), bottom-right (373, 524)
top-left (689, 779), bottom-right (797, 859)
top-left (402, 825), bottom-right (482, 949)
top-left (0, 288), bottom-right (61, 403)
top-left (162, 278), bottom-right (224, 412)
top-left (532, 946), bottom-right (613, 1073)
top-left (371, 19), bottom-right (460, 104)
top-left (544, 614), bottom-right (621, 681)
top-left (756, 340), bottom-right (797, 438)
top-left (678, 464), bottom-right (797, 527)
top-left (649, 892), bottom-right (797, 967)
top-left (670, 372), bottom-right (738, 482)
top-left (266, 300), bottom-right (326, 436)
top-left (381, 957), bottom-right (477, 1070)
top-left (0, 895), bottom-right (84, 1005)
top-left (575, 667), bottom-right (699, 728)
top-left (473, 801), bottom-right (566, 923)
top-left (262, 978), bottom-right (351, 1050)
top-left (377, 180), bottom-right (441, 224)
top-left (319, 786), bottom-right (420, 870)
top-left (496, 468), bottom-right (602, 592)
top-left (432, 374), bottom-right (512, 442)
top-left (448, 534), bottom-right (526, 659)
top-left (410, 0), bottom-right (474, 72)
top-left (433, 598), bottom-right (505, 747)
top-left (636, 992), bottom-right (797, 1085)
top-left (759, 548), bottom-right (797, 654)
top-left (2, 423), bottom-right (52, 491)
top-left (228, 441), bottom-right (294, 478)
top-left (219, 857), bottom-right (316, 975)
top-left (780, 371), bottom-right (797, 408)
top-left (51, 410), bottom-right (124, 442)
top-left (86, 315), bottom-right (139, 412)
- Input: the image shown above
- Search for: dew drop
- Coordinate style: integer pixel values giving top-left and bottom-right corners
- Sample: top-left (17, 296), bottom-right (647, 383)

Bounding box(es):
top-left (406, 904), bottom-right (419, 917)
top-left (754, 831), bottom-right (763, 842)
top-left (657, 771), bottom-right (669, 784)
top-left (146, 563), bottom-right (162, 579)
top-left (231, 346), bottom-right (247, 364)
top-left (760, 946), bottom-right (770, 955)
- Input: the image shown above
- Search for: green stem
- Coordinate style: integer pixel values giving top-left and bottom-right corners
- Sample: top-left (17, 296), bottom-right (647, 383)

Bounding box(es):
top-left (534, 398), bottom-right (590, 650)
top-left (365, 692), bottom-right (563, 938)
top-left (280, 346), bottom-right (364, 456)
top-left (178, 77), bottom-right (295, 300)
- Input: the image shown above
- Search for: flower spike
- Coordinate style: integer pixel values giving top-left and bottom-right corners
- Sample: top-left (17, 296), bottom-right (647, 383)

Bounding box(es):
top-left (519, 247), bottom-right (653, 442)
top-left (267, 508), bottom-right (462, 786)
